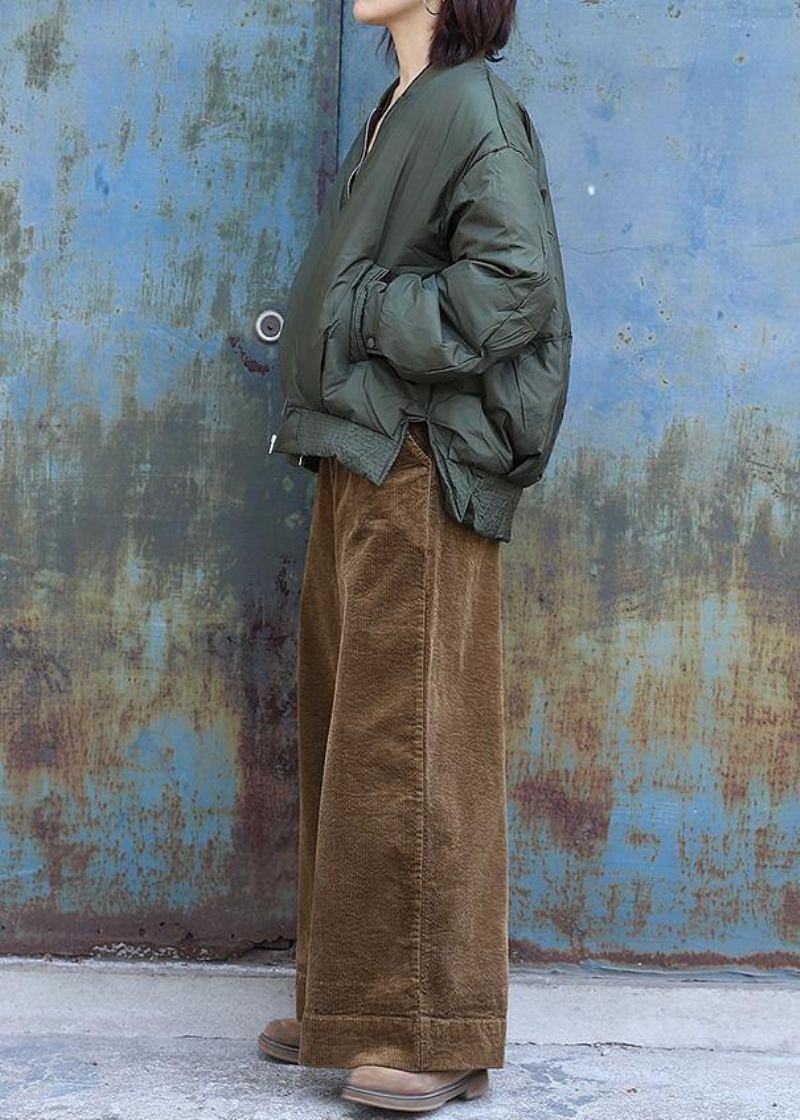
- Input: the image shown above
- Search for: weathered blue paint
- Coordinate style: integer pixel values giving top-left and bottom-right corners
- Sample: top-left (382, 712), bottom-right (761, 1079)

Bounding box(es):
top-left (1, 717), bottom-right (237, 910)
top-left (0, 0), bottom-right (339, 956)
top-left (2, 0), bottom-right (798, 965)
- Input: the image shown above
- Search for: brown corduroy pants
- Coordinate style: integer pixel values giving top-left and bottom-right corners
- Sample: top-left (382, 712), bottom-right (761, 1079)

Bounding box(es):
top-left (294, 421), bottom-right (509, 1071)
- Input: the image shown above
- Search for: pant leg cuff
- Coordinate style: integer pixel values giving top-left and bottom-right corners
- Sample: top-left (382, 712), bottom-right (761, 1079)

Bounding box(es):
top-left (297, 1011), bottom-right (506, 1070)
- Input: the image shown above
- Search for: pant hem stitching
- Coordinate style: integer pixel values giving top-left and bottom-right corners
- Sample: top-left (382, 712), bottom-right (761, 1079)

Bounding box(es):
top-left (301, 1012), bottom-right (505, 1022)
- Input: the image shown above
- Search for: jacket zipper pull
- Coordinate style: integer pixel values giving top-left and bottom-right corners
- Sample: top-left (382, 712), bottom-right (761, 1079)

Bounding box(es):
top-left (347, 94), bottom-right (397, 199)
top-left (347, 105), bottom-right (376, 198)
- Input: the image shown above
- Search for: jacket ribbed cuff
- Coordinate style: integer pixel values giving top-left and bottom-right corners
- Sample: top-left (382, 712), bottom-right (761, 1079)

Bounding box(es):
top-left (349, 262), bottom-right (394, 363)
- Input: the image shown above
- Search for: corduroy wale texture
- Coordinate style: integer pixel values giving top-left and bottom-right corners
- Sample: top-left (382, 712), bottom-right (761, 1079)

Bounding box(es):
top-left (294, 422), bottom-right (509, 1071)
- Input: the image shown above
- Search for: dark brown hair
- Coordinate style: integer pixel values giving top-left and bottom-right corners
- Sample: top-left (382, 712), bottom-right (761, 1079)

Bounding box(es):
top-left (380, 0), bottom-right (517, 67)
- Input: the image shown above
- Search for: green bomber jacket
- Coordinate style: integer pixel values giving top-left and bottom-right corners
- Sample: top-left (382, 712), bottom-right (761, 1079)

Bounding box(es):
top-left (269, 52), bottom-right (572, 543)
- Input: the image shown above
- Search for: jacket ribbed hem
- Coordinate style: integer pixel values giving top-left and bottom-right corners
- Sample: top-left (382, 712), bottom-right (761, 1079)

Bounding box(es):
top-left (270, 404), bottom-right (524, 543)
top-left (298, 1009), bottom-right (507, 1071)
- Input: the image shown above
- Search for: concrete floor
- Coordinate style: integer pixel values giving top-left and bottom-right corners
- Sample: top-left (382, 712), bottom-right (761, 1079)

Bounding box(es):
top-left (1, 956), bottom-right (799, 1119)
top-left (2, 1033), bottom-right (799, 1119)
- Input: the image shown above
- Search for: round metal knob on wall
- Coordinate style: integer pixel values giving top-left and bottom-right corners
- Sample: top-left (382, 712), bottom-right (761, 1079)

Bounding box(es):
top-left (254, 308), bottom-right (284, 343)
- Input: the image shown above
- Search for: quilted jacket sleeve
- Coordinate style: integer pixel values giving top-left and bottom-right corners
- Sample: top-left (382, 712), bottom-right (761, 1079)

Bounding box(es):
top-left (348, 144), bottom-right (557, 383)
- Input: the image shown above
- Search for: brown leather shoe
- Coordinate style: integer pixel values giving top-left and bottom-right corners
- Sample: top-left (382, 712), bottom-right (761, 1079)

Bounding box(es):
top-left (257, 1016), bottom-right (301, 1063)
top-left (340, 1065), bottom-right (489, 1112)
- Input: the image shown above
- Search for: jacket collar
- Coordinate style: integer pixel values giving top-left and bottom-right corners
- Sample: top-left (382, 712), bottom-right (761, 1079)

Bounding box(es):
top-left (374, 53), bottom-right (487, 114)
top-left (343, 55), bottom-right (488, 203)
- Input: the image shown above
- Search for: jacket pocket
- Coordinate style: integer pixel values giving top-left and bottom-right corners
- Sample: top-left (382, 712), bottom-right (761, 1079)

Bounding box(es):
top-left (318, 321), bottom-right (336, 405)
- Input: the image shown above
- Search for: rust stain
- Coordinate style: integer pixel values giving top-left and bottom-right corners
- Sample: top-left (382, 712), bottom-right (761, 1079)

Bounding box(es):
top-left (1, 901), bottom-right (297, 961)
top-left (778, 884), bottom-right (800, 942)
top-left (509, 943), bottom-right (800, 970)
top-left (228, 335), bottom-right (271, 375)
top-left (514, 766), bottom-right (614, 857)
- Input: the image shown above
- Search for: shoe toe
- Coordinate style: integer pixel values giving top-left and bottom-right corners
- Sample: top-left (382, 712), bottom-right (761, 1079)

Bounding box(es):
top-left (344, 1064), bottom-right (476, 1095)
top-left (262, 1016), bottom-right (300, 1046)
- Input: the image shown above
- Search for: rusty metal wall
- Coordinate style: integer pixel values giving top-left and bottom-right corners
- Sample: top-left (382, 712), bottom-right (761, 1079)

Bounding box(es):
top-left (342, 3), bottom-right (800, 967)
top-left (496, 2), bottom-right (800, 964)
top-left (0, 0), bottom-right (341, 957)
top-left (2, 0), bottom-right (798, 966)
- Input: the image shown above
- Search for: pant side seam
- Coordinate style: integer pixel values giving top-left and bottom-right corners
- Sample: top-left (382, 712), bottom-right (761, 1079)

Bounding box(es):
top-left (418, 457), bottom-right (435, 1067)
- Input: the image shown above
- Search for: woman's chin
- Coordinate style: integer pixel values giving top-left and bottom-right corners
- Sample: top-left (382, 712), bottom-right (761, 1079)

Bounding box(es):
top-left (352, 0), bottom-right (412, 27)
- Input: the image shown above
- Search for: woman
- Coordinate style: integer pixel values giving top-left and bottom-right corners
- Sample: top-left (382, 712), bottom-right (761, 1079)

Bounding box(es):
top-left (262, 0), bottom-right (571, 1112)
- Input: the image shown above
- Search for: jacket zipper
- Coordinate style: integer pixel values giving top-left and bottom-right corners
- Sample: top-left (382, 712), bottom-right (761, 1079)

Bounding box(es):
top-left (346, 94), bottom-right (399, 199)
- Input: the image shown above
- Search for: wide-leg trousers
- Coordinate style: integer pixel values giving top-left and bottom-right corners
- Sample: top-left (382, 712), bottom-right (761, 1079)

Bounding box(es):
top-left (293, 420), bottom-right (509, 1071)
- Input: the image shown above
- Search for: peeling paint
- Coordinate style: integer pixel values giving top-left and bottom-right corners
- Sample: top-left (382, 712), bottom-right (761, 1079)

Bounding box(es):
top-left (504, 404), bottom-right (800, 964)
top-left (0, 180), bottom-right (33, 310)
top-left (13, 1), bottom-right (71, 93)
